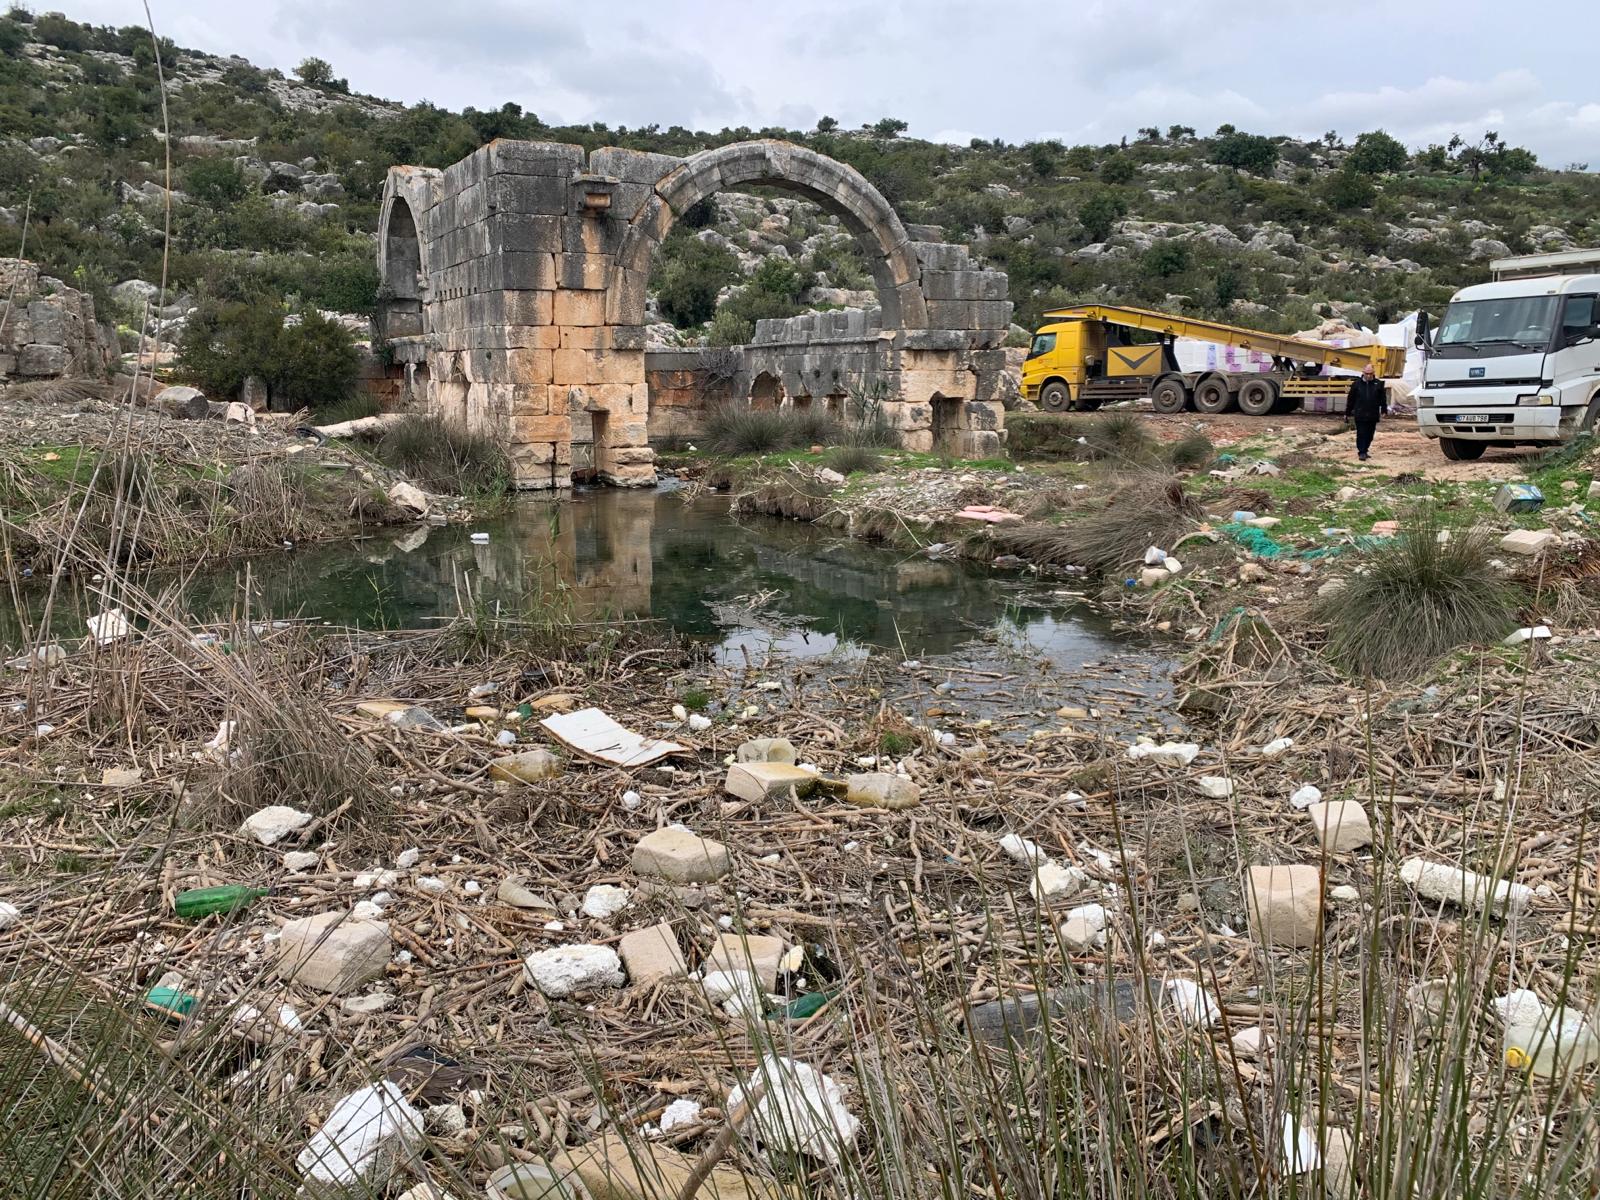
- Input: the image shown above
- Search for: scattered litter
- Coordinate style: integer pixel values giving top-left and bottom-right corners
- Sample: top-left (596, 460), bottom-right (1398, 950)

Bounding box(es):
top-left (1256, 737), bottom-right (1294, 758)
top-left (540, 707), bottom-right (686, 768)
top-left (1163, 978), bottom-right (1220, 1027)
top-left (1492, 483), bottom-right (1544, 514)
top-left (1504, 625), bottom-right (1553, 645)
top-left (1280, 1115), bottom-right (1321, 1174)
top-left (999, 833), bottom-right (1047, 865)
top-left (296, 1081), bottom-right (423, 1197)
top-left (469, 532), bottom-right (490, 544)
top-left (86, 608), bottom-right (130, 646)
top-left (727, 1054), bottom-right (861, 1167)
top-left (1196, 775), bottom-right (1234, 799)
top-left (1126, 740), bottom-right (1199, 767)
top-left (658, 1098), bottom-right (702, 1133)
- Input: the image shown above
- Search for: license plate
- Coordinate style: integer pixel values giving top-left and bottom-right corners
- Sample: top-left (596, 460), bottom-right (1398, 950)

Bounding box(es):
top-left (1455, 414), bottom-right (1491, 423)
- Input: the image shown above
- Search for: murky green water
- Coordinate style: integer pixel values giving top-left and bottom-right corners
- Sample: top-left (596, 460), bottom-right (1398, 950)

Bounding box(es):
top-left (5, 487), bottom-right (1161, 681)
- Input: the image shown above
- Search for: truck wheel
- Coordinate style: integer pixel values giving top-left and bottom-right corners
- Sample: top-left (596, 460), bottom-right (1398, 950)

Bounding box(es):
top-left (1237, 378), bottom-right (1278, 416)
top-left (1440, 438), bottom-right (1486, 461)
top-left (1151, 378), bottom-right (1188, 414)
top-left (1040, 380), bottom-right (1071, 412)
top-left (1193, 376), bottom-right (1236, 414)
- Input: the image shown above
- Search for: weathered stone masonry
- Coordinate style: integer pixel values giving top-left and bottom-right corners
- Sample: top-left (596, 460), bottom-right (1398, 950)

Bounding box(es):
top-left (378, 139), bottom-right (1011, 489)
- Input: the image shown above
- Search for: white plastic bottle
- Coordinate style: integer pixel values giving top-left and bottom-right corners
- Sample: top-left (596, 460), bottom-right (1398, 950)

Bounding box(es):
top-left (1494, 989), bottom-right (1600, 1080)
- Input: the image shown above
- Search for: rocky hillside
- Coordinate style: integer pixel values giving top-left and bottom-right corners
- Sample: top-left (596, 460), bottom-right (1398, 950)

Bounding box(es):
top-left (3, 7), bottom-right (1598, 358)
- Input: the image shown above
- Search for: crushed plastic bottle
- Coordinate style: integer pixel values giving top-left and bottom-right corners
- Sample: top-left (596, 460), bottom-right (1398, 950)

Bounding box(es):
top-left (1494, 989), bottom-right (1600, 1080)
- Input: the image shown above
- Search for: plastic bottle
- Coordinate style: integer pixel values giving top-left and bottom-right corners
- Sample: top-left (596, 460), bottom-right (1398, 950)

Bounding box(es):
top-left (1497, 989), bottom-right (1600, 1080)
top-left (174, 884), bottom-right (267, 919)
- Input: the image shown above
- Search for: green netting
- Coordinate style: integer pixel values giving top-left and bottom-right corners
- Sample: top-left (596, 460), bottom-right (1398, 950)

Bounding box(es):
top-left (1218, 522), bottom-right (1390, 561)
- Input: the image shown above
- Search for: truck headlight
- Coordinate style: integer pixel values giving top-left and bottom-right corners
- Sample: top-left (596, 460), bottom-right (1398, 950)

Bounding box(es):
top-left (1518, 393), bottom-right (1557, 406)
top-left (1416, 395), bottom-right (1433, 409)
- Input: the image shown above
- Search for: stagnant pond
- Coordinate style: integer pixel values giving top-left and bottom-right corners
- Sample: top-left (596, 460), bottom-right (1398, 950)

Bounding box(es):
top-left (7, 487), bottom-right (1175, 728)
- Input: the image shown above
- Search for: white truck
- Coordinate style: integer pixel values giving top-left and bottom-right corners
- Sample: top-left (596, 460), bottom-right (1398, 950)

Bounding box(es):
top-left (1414, 248), bottom-right (1600, 460)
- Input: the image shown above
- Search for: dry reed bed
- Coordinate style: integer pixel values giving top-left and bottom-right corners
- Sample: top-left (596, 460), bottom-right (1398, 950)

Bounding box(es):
top-left (1, 610), bottom-right (1599, 1197)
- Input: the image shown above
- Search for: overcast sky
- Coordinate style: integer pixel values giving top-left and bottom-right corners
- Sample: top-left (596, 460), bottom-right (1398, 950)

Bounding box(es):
top-left (54, 0), bottom-right (1600, 167)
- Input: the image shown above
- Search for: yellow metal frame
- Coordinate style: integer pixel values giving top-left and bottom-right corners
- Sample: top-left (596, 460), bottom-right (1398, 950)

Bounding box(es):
top-left (1043, 303), bottom-right (1405, 377)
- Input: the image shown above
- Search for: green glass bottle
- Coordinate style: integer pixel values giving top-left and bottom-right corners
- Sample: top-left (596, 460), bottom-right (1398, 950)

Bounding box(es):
top-left (174, 884), bottom-right (267, 918)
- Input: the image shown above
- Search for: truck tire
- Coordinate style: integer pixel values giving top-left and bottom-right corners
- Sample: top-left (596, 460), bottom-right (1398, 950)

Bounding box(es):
top-left (1439, 438), bottom-right (1486, 461)
top-left (1193, 376), bottom-right (1236, 414)
top-left (1040, 380), bottom-right (1071, 412)
top-left (1237, 378), bottom-right (1278, 416)
top-left (1151, 377), bottom-right (1188, 414)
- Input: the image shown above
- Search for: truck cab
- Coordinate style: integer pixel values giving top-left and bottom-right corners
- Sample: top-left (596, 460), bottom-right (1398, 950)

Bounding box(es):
top-left (1415, 250), bottom-right (1600, 460)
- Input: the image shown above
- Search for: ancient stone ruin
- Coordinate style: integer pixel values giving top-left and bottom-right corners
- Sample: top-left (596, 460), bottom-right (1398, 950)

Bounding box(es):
top-left (0, 258), bottom-right (117, 382)
top-left (377, 140), bottom-right (1011, 488)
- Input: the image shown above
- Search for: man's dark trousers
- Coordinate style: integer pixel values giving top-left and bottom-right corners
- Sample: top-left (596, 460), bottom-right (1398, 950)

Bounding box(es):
top-left (1355, 421), bottom-right (1377, 458)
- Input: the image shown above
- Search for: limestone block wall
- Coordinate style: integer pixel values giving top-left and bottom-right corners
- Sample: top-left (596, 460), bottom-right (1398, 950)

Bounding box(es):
top-left (643, 348), bottom-right (747, 442)
top-left (0, 259), bottom-right (116, 381)
top-left (378, 139), bottom-right (1012, 487)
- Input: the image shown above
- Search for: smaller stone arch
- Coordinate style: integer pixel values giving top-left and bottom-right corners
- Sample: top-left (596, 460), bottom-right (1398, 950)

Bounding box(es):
top-left (610, 141), bottom-right (928, 333)
top-left (750, 372), bottom-right (784, 411)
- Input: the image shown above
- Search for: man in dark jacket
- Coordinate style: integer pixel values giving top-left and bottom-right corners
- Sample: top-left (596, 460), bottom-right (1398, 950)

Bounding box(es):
top-left (1346, 364), bottom-right (1389, 461)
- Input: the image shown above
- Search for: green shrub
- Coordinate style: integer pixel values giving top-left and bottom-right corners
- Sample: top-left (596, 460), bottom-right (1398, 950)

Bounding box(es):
top-left (177, 300), bottom-right (359, 412)
top-left (375, 414), bottom-right (510, 498)
top-left (1005, 412), bottom-right (1086, 460)
top-left (1212, 130), bottom-right (1278, 175)
top-left (1319, 509), bottom-right (1520, 679)
top-left (656, 232), bottom-right (738, 328)
top-left (1082, 411), bottom-right (1160, 464)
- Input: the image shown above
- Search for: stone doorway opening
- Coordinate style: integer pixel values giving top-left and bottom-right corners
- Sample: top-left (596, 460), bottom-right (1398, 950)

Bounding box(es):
top-left (931, 395), bottom-right (961, 452)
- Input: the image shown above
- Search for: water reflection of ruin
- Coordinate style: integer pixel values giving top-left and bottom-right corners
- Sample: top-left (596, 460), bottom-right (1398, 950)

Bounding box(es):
top-left (15, 490), bottom-right (1110, 661)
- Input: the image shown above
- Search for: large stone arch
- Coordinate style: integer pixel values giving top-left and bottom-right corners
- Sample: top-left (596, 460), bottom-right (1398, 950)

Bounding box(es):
top-left (609, 140), bottom-right (928, 332)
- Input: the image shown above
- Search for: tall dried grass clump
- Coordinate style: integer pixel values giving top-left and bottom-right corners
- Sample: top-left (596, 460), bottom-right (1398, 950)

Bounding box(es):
top-left (1319, 508), bottom-right (1521, 679)
top-left (376, 414), bottom-right (511, 498)
top-left (995, 473), bottom-right (1200, 573)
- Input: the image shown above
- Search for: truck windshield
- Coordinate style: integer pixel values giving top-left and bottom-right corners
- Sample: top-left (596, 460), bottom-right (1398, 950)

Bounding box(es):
top-left (1435, 296), bottom-right (1557, 351)
top-left (1027, 332), bottom-right (1056, 359)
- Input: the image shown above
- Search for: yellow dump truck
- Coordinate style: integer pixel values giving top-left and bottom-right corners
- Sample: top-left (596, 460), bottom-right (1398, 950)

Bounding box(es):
top-left (1020, 303), bottom-right (1405, 416)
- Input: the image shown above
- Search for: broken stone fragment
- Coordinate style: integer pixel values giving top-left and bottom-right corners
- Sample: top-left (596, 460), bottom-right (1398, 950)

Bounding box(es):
top-left (283, 850), bottom-right (321, 873)
top-left (580, 884), bottom-right (630, 920)
top-left (724, 761), bottom-right (821, 802)
top-left (240, 804), bottom-right (314, 846)
top-left (546, 1134), bottom-right (790, 1200)
top-left (1500, 528), bottom-right (1558, 556)
top-left (340, 992), bottom-right (395, 1017)
top-left (707, 931), bottom-right (787, 991)
top-left (522, 944), bottom-right (625, 998)
top-left (1398, 857), bottom-right (1533, 916)
top-left (277, 911), bottom-right (391, 995)
top-left (843, 772), bottom-right (921, 810)
top-left (1028, 860), bottom-right (1090, 902)
top-left (497, 876), bottom-right (556, 911)
top-left (1306, 800), bottom-right (1372, 853)
top-left (1245, 864), bottom-right (1324, 948)
top-left (386, 480), bottom-right (429, 516)
top-left (618, 921), bottom-right (688, 986)
top-left (101, 766), bottom-right (144, 788)
top-left (631, 827), bottom-right (732, 884)
top-left (488, 749), bottom-right (562, 783)
top-left (1059, 903), bottom-right (1109, 952)
top-left (735, 737), bottom-right (798, 765)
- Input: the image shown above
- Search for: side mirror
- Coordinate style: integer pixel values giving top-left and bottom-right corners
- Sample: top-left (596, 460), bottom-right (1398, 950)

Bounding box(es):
top-left (1413, 311), bottom-right (1431, 350)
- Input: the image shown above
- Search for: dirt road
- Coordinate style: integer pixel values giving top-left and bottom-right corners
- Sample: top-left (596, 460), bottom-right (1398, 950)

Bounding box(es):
top-left (1134, 407), bottom-right (1543, 482)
